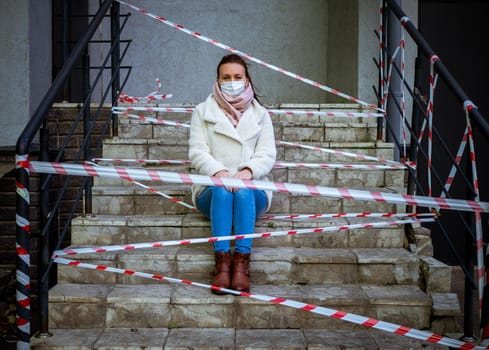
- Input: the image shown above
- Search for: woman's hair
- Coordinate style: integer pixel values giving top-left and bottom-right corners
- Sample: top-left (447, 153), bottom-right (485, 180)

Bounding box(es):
top-left (216, 54), bottom-right (262, 103)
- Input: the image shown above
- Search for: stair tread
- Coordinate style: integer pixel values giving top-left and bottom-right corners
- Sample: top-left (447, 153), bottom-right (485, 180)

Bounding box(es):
top-left (72, 213), bottom-right (415, 224)
top-left (59, 245), bottom-right (418, 263)
top-left (30, 327), bottom-right (447, 349)
top-left (49, 283), bottom-right (431, 305)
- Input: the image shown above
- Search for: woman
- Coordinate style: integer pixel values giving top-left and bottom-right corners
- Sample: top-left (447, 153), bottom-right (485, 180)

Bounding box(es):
top-left (188, 54), bottom-right (276, 293)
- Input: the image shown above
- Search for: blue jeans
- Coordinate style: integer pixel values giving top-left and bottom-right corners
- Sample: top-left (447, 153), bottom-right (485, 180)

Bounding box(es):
top-left (196, 186), bottom-right (268, 253)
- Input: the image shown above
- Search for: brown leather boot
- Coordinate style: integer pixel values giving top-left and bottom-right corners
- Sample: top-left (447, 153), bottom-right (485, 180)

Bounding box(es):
top-left (211, 252), bottom-right (232, 295)
top-left (231, 252), bottom-right (250, 292)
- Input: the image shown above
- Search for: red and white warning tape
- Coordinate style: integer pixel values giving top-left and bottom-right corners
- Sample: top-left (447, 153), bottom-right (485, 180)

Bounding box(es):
top-left (52, 217), bottom-right (434, 257)
top-left (92, 158), bottom-right (191, 166)
top-left (91, 157), bottom-right (407, 170)
top-left (274, 161), bottom-right (407, 170)
top-left (115, 0), bottom-right (382, 112)
top-left (118, 78), bottom-right (172, 104)
top-left (112, 111), bottom-right (190, 128)
top-left (22, 161), bottom-right (489, 213)
top-left (52, 255), bottom-right (489, 349)
top-left (260, 212), bottom-right (435, 221)
top-left (112, 105), bottom-right (384, 119)
top-left (277, 141), bottom-right (415, 168)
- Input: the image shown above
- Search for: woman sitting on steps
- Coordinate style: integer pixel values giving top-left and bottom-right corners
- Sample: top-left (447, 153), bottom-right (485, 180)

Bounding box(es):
top-left (188, 53), bottom-right (277, 294)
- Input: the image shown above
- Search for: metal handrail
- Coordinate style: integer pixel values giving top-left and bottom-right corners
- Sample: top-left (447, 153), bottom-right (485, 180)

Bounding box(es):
top-left (383, 0), bottom-right (488, 341)
top-left (14, 1), bottom-right (128, 348)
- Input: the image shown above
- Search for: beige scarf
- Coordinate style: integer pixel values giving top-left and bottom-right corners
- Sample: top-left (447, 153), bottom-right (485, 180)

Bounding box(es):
top-left (212, 81), bottom-right (254, 127)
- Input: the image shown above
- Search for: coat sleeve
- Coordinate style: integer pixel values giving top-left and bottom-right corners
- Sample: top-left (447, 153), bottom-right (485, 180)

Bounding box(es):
top-left (188, 106), bottom-right (228, 176)
top-left (239, 109), bottom-right (277, 179)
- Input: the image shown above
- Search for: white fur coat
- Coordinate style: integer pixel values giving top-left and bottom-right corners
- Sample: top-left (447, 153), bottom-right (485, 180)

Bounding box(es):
top-left (188, 94), bottom-right (276, 209)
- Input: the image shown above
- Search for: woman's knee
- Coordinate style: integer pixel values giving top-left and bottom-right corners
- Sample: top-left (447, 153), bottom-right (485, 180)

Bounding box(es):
top-left (234, 189), bottom-right (254, 203)
top-left (212, 186), bottom-right (233, 202)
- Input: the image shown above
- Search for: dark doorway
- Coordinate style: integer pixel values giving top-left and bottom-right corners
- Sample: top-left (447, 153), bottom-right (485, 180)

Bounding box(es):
top-left (418, 0), bottom-right (489, 265)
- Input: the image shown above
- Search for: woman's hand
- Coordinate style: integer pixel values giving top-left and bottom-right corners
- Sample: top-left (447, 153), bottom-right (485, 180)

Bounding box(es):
top-left (213, 169), bottom-right (252, 192)
top-left (234, 168), bottom-right (253, 180)
top-left (214, 170), bottom-right (234, 191)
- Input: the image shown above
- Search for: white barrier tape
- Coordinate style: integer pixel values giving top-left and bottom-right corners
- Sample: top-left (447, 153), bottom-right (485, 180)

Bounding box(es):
top-left (112, 105), bottom-right (384, 118)
top-left (118, 78), bottom-right (173, 104)
top-left (127, 178), bottom-right (197, 212)
top-left (113, 111), bottom-right (190, 128)
top-left (260, 212), bottom-right (436, 221)
top-left (92, 158), bottom-right (192, 166)
top-left (25, 161), bottom-right (489, 213)
top-left (52, 217), bottom-right (434, 257)
top-left (119, 92), bottom-right (172, 104)
top-left (116, 0), bottom-right (383, 112)
top-left (278, 141), bottom-right (416, 168)
top-left (274, 161), bottom-right (407, 170)
top-left (91, 157), bottom-right (407, 170)
top-left (53, 255), bottom-right (488, 349)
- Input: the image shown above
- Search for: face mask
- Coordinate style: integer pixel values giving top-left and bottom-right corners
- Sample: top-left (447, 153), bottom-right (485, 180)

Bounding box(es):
top-left (219, 80), bottom-right (246, 97)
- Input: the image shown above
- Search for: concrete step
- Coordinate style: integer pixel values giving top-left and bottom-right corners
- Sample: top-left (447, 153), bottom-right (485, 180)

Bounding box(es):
top-left (45, 283), bottom-right (432, 330)
top-left (30, 327), bottom-right (449, 349)
top-left (119, 118), bottom-right (377, 143)
top-left (71, 214), bottom-right (407, 249)
top-left (90, 184), bottom-right (407, 215)
top-left (56, 246), bottom-right (420, 286)
top-left (101, 138), bottom-right (395, 164)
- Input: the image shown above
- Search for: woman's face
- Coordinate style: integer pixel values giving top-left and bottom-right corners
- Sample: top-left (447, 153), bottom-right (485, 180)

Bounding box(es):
top-left (218, 62), bottom-right (248, 84)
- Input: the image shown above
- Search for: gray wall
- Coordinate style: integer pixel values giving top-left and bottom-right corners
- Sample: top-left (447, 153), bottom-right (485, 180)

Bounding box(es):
top-left (0, 0), bottom-right (51, 147)
top-left (90, 0), bottom-right (416, 109)
top-left (93, 0), bottom-right (332, 106)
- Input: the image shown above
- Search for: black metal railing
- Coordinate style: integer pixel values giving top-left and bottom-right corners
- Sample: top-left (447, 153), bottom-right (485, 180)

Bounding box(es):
top-left (380, 0), bottom-right (489, 341)
top-left (15, 1), bottom-right (131, 347)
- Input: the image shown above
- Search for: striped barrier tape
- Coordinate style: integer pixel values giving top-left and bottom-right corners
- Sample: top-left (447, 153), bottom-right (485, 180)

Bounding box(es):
top-left (124, 177), bottom-right (197, 212)
top-left (52, 217), bottom-right (435, 257)
top-left (23, 161), bottom-right (489, 213)
top-left (116, 0), bottom-right (383, 112)
top-left (274, 161), bottom-right (407, 170)
top-left (119, 92), bottom-right (172, 104)
top-left (92, 158), bottom-right (192, 166)
top-left (91, 157), bottom-right (408, 170)
top-left (112, 105), bottom-right (384, 119)
top-left (463, 106), bottom-right (485, 311)
top-left (277, 141), bottom-right (415, 168)
top-left (118, 78), bottom-right (173, 104)
top-left (112, 111), bottom-right (190, 128)
top-left (15, 154), bottom-right (31, 350)
top-left (260, 212), bottom-right (436, 221)
top-left (52, 255), bottom-right (489, 349)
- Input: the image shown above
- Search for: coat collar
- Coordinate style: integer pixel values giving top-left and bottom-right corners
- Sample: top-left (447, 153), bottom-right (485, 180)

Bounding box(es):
top-left (203, 95), bottom-right (261, 143)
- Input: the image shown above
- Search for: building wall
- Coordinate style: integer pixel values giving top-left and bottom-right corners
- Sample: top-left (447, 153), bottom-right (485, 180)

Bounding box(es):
top-left (91, 0), bottom-right (337, 106)
top-left (0, 0), bottom-right (51, 148)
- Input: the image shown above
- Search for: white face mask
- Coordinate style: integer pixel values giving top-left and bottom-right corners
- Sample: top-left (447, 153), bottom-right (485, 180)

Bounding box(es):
top-left (219, 80), bottom-right (246, 97)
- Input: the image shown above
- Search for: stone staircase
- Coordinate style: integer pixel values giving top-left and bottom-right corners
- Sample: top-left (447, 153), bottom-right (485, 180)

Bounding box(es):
top-left (32, 104), bottom-right (460, 349)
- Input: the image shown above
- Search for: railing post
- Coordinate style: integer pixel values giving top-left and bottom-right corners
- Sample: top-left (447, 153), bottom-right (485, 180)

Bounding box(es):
top-left (462, 230), bottom-right (476, 342)
top-left (62, 0), bottom-right (71, 101)
top-left (83, 50), bottom-right (92, 214)
top-left (406, 56), bottom-right (423, 201)
top-left (37, 125), bottom-right (52, 339)
top-left (386, 0), bottom-right (402, 161)
top-left (111, 1), bottom-right (120, 137)
top-left (15, 151), bottom-right (31, 350)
